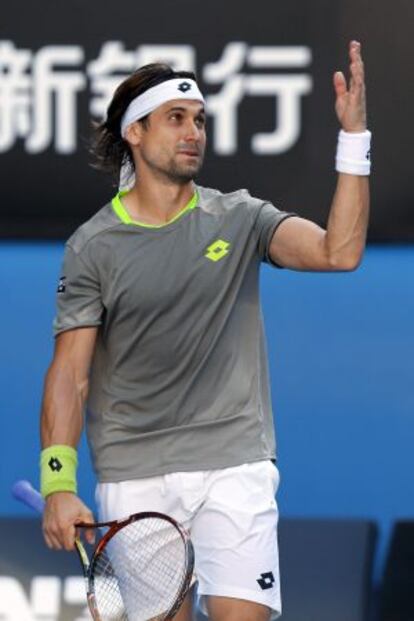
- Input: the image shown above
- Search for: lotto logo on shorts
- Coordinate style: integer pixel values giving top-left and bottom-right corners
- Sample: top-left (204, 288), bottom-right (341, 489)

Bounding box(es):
top-left (257, 571), bottom-right (275, 590)
top-left (205, 239), bottom-right (230, 262)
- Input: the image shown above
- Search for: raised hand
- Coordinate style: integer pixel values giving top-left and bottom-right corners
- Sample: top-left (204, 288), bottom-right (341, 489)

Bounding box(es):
top-left (333, 41), bottom-right (367, 132)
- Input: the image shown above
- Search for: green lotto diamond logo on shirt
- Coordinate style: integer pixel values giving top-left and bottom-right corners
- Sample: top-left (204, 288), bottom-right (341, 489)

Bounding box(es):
top-left (205, 239), bottom-right (230, 262)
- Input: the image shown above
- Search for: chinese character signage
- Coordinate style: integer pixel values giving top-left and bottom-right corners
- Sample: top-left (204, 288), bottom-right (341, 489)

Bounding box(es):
top-left (0, 41), bottom-right (312, 157)
top-left (0, 0), bottom-right (412, 240)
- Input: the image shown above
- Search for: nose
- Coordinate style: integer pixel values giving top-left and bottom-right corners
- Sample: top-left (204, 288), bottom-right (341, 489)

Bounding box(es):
top-left (184, 119), bottom-right (201, 142)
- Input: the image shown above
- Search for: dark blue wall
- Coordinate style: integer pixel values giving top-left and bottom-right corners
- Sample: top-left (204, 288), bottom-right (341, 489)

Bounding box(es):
top-left (1, 243), bottom-right (413, 581)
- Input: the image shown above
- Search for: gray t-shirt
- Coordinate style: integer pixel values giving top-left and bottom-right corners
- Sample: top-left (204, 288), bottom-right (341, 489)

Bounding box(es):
top-left (54, 185), bottom-right (295, 482)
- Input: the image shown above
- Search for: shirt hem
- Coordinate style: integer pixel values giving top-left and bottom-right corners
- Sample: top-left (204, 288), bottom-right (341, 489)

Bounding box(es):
top-left (53, 320), bottom-right (102, 337)
top-left (95, 454), bottom-right (277, 483)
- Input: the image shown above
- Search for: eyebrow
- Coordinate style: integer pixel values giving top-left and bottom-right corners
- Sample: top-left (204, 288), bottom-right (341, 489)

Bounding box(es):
top-left (166, 105), bottom-right (206, 115)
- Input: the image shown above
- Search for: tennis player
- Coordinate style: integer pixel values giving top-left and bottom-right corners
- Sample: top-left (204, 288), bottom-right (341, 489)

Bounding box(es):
top-left (39, 40), bottom-right (370, 621)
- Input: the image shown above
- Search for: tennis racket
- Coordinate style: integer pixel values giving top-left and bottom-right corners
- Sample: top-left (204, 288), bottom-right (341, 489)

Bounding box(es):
top-left (12, 480), bottom-right (194, 621)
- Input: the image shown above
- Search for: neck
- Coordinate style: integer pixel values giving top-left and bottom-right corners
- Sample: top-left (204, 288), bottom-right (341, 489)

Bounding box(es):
top-left (121, 173), bottom-right (196, 226)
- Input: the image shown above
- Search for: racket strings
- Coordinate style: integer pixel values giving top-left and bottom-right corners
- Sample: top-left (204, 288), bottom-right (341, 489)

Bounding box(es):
top-left (91, 517), bottom-right (190, 621)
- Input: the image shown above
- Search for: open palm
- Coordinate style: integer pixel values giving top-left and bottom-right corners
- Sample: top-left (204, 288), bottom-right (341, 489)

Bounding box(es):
top-left (334, 41), bottom-right (367, 132)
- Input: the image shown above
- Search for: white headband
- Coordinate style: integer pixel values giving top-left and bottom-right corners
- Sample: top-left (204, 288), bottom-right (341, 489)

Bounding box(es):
top-left (120, 78), bottom-right (205, 138)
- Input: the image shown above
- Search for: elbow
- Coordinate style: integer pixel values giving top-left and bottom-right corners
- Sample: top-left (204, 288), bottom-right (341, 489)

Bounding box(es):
top-left (322, 233), bottom-right (365, 272)
top-left (327, 251), bottom-right (364, 272)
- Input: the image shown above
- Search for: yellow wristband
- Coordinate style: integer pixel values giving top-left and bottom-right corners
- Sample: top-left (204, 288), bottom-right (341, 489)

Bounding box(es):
top-left (40, 445), bottom-right (78, 498)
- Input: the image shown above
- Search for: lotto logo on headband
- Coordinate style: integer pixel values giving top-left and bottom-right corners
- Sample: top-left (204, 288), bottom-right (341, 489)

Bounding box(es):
top-left (120, 78), bottom-right (205, 137)
top-left (178, 81), bottom-right (192, 93)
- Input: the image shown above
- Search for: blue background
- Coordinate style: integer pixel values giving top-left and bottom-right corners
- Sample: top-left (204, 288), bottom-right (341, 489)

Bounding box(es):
top-left (1, 243), bottom-right (413, 583)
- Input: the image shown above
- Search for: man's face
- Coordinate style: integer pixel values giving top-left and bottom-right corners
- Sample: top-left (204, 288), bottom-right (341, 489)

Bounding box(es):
top-left (133, 99), bottom-right (207, 184)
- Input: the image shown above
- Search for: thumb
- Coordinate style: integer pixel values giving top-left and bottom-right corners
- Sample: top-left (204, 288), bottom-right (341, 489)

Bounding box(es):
top-left (84, 526), bottom-right (96, 546)
top-left (77, 510), bottom-right (96, 545)
top-left (333, 71), bottom-right (347, 97)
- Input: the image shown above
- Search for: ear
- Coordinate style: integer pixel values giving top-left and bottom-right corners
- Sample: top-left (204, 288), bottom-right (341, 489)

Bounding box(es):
top-left (124, 122), bottom-right (142, 147)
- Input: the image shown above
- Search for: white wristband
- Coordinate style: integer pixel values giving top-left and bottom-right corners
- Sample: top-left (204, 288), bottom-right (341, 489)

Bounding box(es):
top-left (335, 130), bottom-right (372, 176)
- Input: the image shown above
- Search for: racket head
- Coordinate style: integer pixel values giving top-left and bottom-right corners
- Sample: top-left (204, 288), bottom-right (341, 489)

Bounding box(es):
top-left (84, 511), bottom-right (194, 621)
top-left (12, 481), bottom-right (194, 621)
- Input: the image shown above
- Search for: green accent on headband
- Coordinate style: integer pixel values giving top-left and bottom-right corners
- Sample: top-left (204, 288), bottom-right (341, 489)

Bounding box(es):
top-left (40, 445), bottom-right (78, 498)
top-left (112, 190), bottom-right (198, 228)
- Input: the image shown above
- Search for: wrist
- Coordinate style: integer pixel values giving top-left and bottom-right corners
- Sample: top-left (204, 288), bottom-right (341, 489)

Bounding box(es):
top-left (340, 119), bottom-right (367, 132)
top-left (335, 129), bottom-right (371, 176)
top-left (341, 127), bottom-right (367, 133)
top-left (40, 445), bottom-right (78, 498)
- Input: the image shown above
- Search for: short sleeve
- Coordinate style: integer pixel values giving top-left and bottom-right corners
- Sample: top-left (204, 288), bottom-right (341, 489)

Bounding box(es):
top-left (253, 201), bottom-right (296, 266)
top-left (53, 244), bottom-right (104, 336)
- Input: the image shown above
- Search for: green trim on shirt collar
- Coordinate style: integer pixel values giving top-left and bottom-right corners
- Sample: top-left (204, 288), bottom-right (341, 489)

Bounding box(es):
top-left (112, 190), bottom-right (198, 228)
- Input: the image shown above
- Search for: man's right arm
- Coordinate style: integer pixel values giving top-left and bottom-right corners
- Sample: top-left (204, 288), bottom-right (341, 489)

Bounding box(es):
top-left (40, 326), bottom-right (98, 551)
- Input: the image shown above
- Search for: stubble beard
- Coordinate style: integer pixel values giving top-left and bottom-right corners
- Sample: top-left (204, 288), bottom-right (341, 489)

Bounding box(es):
top-left (140, 148), bottom-right (204, 185)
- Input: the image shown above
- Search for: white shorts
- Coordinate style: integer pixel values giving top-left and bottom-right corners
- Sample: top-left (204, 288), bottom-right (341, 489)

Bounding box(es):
top-left (96, 460), bottom-right (281, 619)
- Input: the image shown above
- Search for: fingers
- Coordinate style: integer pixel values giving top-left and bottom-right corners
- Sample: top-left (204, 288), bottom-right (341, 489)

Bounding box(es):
top-left (335, 41), bottom-right (365, 96)
top-left (43, 523), bottom-right (63, 550)
top-left (349, 39), bottom-right (363, 63)
top-left (43, 514), bottom-right (76, 551)
top-left (334, 41), bottom-right (367, 132)
top-left (62, 523), bottom-right (77, 551)
top-left (348, 41), bottom-right (365, 93)
top-left (75, 509), bottom-right (96, 545)
top-left (333, 71), bottom-right (347, 97)
top-left (42, 493), bottom-right (96, 551)
top-left (83, 527), bottom-right (96, 546)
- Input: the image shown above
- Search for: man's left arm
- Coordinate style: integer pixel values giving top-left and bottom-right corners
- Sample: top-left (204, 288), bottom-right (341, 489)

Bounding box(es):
top-left (269, 40), bottom-right (370, 271)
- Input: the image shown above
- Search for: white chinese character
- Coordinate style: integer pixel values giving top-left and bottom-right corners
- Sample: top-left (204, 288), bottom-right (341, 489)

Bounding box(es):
top-left (88, 43), bottom-right (196, 121)
top-left (26, 45), bottom-right (85, 154)
top-left (203, 42), bottom-right (313, 155)
top-left (0, 41), bottom-right (32, 152)
top-left (87, 42), bottom-right (136, 119)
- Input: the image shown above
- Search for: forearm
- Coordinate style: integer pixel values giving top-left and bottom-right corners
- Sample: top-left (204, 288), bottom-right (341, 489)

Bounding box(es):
top-left (324, 173), bottom-right (369, 269)
top-left (40, 360), bottom-right (88, 448)
top-left (324, 39), bottom-right (370, 269)
top-left (41, 366), bottom-right (95, 550)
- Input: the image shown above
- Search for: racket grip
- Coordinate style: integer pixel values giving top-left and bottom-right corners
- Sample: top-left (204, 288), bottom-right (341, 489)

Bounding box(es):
top-left (12, 480), bottom-right (45, 514)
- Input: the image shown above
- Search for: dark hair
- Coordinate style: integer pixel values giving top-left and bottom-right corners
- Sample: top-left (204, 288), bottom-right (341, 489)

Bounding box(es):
top-left (89, 63), bottom-right (197, 185)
